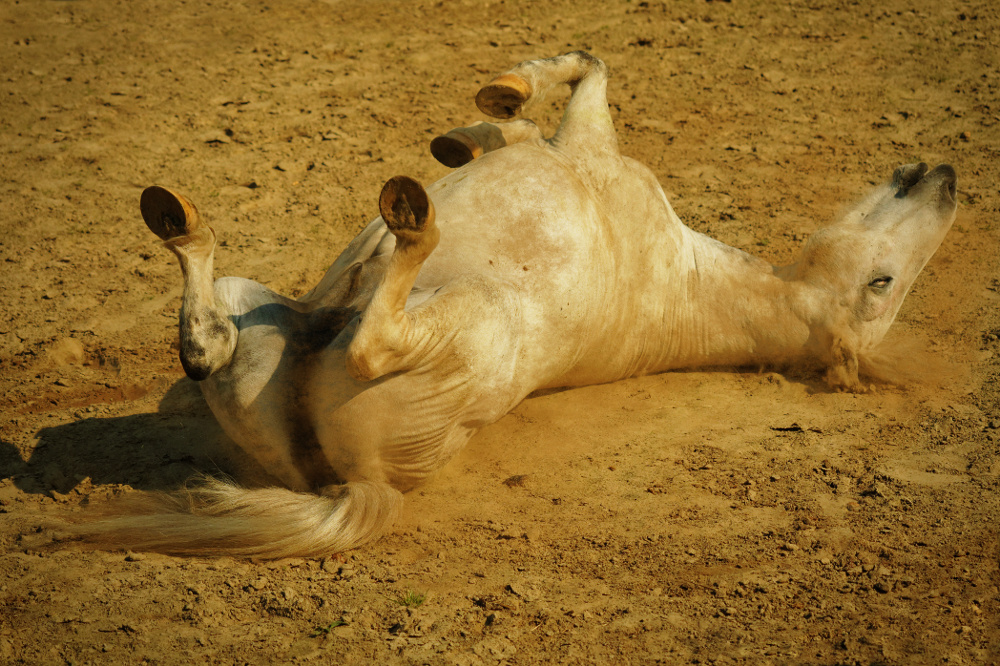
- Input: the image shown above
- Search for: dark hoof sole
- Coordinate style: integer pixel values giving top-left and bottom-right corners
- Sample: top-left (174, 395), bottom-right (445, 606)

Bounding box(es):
top-left (140, 186), bottom-right (200, 240)
top-left (379, 176), bottom-right (432, 234)
top-left (430, 133), bottom-right (479, 168)
top-left (475, 74), bottom-right (531, 119)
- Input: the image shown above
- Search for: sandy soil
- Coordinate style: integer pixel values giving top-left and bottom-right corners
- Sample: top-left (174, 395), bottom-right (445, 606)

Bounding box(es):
top-left (2, 0), bottom-right (999, 663)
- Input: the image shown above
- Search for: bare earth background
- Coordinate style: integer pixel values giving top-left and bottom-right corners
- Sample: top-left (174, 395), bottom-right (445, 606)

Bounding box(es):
top-left (2, 0), bottom-right (999, 664)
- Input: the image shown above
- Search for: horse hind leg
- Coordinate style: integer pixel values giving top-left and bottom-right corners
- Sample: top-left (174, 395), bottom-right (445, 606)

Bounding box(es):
top-left (430, 119), bottom-right (543, 168)
top-left (140, 186), bottom-right (237, 381)
top-left (345, 176), bottom-right (440, 381)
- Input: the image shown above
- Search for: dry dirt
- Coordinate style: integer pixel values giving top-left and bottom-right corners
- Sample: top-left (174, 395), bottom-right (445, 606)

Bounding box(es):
top-left (2, 0), bottom-right (999, 664)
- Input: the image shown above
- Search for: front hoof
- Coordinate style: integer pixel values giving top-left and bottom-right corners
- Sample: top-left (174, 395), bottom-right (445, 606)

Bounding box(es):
top-left (140, 186), bottom-right (202, 241)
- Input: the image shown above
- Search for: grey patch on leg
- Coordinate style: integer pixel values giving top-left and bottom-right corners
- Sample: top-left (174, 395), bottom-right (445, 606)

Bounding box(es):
top-left (568, 50), bottom-right (607, 73)
top-left (179, 307), bottom-right (235, 381)
top-left (179, 340), bottom-right (212, 381)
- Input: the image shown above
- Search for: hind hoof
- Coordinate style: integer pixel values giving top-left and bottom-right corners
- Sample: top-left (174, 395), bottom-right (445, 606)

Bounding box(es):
top-left (140, 186), bottom-right (202, 241)
top-left (379, 176), bottom-right (434, 237)
top-left (475, 74), bottom-right (531, 119)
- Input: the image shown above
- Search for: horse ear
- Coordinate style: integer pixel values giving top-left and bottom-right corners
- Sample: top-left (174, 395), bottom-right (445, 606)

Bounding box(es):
top-left (824, 335), bottom-right (861, 391)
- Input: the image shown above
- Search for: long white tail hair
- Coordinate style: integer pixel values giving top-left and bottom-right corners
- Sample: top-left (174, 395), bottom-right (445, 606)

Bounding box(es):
top-left (72, 477), bottom-right (403, 558)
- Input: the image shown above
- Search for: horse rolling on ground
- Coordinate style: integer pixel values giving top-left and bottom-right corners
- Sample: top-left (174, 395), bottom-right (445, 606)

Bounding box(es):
top-left (76, 52), bottom-right (958, 558)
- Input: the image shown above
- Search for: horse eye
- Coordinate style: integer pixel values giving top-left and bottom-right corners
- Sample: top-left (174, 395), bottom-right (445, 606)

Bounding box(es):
top-left (869, 276), bottom-right (892, 289)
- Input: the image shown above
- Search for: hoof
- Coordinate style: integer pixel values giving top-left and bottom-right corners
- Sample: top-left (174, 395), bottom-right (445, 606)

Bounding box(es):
top-left (140, 186), bottom-right (202, 240)
top-left (430, 130), bottom-right (482, 168)
top-left (379, 176), bottom-right (433, 235)
top-left (475, 74), bottom-right (531, 119)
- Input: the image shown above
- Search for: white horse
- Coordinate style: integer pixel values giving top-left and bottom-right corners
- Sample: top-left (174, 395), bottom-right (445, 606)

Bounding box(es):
top-left (83, 52), bottom-right (957, 557)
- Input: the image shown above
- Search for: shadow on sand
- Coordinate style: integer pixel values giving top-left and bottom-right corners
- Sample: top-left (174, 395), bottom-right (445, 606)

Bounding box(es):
top-left (0, 378), bottom-right (260, 497)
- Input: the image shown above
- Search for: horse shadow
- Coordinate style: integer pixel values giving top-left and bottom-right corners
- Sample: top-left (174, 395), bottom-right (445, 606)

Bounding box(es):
top-left (0, 361), bottom-right (862, 500)
top-left (0, 378), bottom-right (267, 497)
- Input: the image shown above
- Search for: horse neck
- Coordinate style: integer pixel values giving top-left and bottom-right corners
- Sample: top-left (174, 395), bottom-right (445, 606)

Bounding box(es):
top-left (649, 227), bottom-right (819, 371)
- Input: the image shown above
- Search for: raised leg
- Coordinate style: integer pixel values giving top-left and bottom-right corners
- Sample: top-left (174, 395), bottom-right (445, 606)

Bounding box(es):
top-left (140, 186), bottom-right (237, 381)
top-left (430, 119), bottom-right (543, 168)
top-left (345, 176), bottom-right (440, 381)
top-left (476, 51), bottom-right (616, 155)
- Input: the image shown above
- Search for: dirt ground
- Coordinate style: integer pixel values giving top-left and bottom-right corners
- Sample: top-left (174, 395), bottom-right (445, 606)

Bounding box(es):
top-left (2, 0), bottom-right (999, 663)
